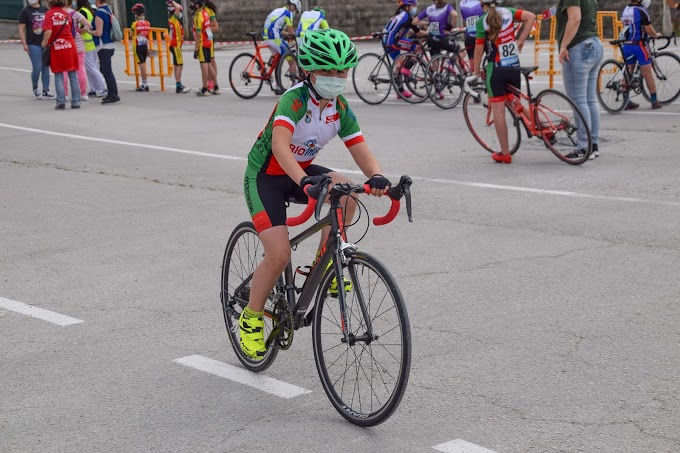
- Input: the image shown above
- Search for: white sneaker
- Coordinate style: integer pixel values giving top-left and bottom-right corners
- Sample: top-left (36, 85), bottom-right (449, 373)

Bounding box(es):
top-left (81, 95), bottom-right (89, 102)
top-left (33, 88), bottom-right (42, 99)
top-left (95, 90), bottom-right (107, 97)
top-left (589, 149), bottom-right (599, 160)
top-left (42, 90), bottom-right (55, 100)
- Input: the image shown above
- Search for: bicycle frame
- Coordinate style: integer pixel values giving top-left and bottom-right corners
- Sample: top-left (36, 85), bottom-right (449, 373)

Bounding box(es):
top-left (244, 34), bottom-right (280, 81)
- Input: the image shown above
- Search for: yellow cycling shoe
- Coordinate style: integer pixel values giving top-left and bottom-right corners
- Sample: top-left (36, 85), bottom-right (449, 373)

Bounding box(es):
top-left (239, 308), bottom-right (265, 359)
top-left (325, 260), bottom-right (353, 297)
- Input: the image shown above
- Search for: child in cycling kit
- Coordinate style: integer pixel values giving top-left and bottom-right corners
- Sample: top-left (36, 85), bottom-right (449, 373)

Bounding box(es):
top-left (620, 0), bottom-right (662, 110)
top-left (460, 0), bottom-right (484, 65)
top-left (412, 0), bottom-right (458, 56)
top-left (382, 0), bottom-right (421, 99)
top-left (239, 29), bottom-right (392, 360)
top-left (472, 0), bottom-right (535, 164)
top-left (167, 1), bottom-right (190, 93)
top-left (263, 0), bottom-right (301, 94)
top-left (130, 3), bottom-right (151, 91)
top-left (191, 0), bottom-right (219, 96)
top-left (297, 6), bottom-right (329, 43)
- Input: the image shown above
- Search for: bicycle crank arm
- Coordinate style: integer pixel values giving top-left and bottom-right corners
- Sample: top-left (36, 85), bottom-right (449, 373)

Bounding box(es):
top-left (265, 327), bottom-right (281, 349)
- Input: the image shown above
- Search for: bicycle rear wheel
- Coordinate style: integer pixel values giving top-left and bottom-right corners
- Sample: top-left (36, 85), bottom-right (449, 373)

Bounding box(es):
top-left (312, 251), bottom-right (411, 427)
top-left (642, 52), bottom-right (680, 105)
top-left (534, 89), bottom-right (592, 165)
top-left (392, 53), bottom-right (429, 104)
top-left (352, 53), bottom-right (392, 105)
top-left (462, 88), bottom-right (521, 155)
top-left (275, 50), bottom-right (302, 92)
top-left (221, 221), bottom-right (279, 372)
top-left (426, 54), bottom-right (465, 109)
top-left (597, 59), bottom-right (629, 114)
top-left (229, 52), bottom-right (264, 99)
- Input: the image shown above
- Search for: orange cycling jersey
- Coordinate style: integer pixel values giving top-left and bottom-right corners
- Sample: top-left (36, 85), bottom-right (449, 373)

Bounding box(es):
top-left (194, 8), bottom-right (213, 49)
top-left (169, 15), bottom-right (183, 47)
top-left (131, 19), bottom-right (151, 46)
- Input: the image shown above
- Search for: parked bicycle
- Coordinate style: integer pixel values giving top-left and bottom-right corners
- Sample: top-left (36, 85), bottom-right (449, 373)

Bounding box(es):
top-left (228, 31), bottom-right (296, 99)
top-left (463, 66), bottom-right (592, 165)
top-left (597, 34), bottom-right (680, 114)
top-left (221, 175), bottom-right (413, 427)
top-left (425, 30), bottom-right (472, 109)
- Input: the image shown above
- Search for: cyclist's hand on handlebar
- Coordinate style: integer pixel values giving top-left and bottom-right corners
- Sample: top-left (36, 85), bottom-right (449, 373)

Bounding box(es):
top-left (365, 174), bottom-right (391, 197)
top-left (300, 175), bottom-right (330, 200)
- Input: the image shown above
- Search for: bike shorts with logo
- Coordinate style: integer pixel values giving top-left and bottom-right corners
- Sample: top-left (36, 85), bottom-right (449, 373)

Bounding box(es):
top-left (622, 42), bottom-right (651, 66)
top-left (134, 44), bottom-right (148, 64)
top-left (486, 65), bottom-right (520, 100)
top-left (244, 164), bottom-right (332, 233)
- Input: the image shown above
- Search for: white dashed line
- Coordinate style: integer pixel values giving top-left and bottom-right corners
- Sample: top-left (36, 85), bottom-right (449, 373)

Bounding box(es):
top-left (0, 297), bottom-right (84, 326)
top-left (174, 354), bottom-right (312, 399)
top-left (433, 439), bottom-right (497, 453)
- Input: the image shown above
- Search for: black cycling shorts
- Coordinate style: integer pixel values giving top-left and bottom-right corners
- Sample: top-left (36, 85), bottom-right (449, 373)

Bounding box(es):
top-left (486, 66), bottom-right (521, 100)
top-left (134, 45), bottom-right (148, 64)
top-left (244, 164), bottom-right (332, 233)
top-left (465, 35), bottom-right (476, 61)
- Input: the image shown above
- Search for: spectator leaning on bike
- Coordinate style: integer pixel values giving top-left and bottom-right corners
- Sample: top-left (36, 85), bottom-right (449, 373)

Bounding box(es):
top-left (263, 0), bottom-right (301, 94)
top-left (620, 0), bottom-right (663, 110)
top-left (472, 0), bottom-right (535, 164)
top-left (382, 0), bottom-right (421, 99)
top-left (557, 0), bottom-right (602, 159)
top-left (239, 29), bottom-right (391, 360)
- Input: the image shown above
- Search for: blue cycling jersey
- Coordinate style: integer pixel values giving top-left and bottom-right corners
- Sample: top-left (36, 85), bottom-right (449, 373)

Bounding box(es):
top-left (621, 5), bottom-right (651, 42)
top-left (382, 10), bottom-right (412, 48)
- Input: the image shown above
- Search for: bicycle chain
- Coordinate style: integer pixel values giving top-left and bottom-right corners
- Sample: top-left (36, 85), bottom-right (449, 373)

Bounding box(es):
top-left (272, 294), bottom-right (294, 350)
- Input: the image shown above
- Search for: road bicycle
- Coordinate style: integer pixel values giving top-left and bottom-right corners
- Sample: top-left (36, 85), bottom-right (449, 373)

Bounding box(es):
top-left (462, 66), bottom-right (592, 165)
top-left (425, 31), bottom-right (472, 109)
top-left (220, 176), bottom-right (413, 426)
top-left (275, 42), bottom-right (305, 92)
top-left (597, 34), bottom-right (680, 114)
top-left (351, 32), bottom-right (395, 105)
top-left (228, 31), bottom-right (295, 99)
top-left (390, 37), bottom-right (433, 104)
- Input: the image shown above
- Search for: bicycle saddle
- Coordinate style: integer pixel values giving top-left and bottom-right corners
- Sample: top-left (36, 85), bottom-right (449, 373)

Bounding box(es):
top-left (519, 66), bottom-right (539, 77)
top-left (245, 31), bottom-right (260, 37)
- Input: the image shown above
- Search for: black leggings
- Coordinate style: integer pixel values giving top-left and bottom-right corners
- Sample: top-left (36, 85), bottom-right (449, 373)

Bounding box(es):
top-left (97, 48), bottom-right (118, 96)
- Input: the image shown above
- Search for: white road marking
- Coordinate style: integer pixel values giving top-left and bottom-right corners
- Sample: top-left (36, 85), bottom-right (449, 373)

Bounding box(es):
top-left (433, 439), bottom-right (496, 453)
top-left (0, 297), bottom-right (84, 326)
top-left (0, 66), bottom-right (156, 86)
top-left (174, 354), bottom-right (311, 399)
top-left (2, 122), bottom-right (680, 207)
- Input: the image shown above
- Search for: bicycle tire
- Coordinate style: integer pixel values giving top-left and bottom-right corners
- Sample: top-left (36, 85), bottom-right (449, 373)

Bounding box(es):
top-left (641, 52), bottom-right (680, 105)
top-left (228, 52), bottom-right (264, 100)
top-left (426, 54), bottom-right (465, 109)
top-left (462, 88), bottom-right (521, 155)
top-left (221, 221), bottom-right (279, 372)
top-left (391, 52), bottom-right (429, 104)
top-left (275, 50), bottom-right (302, 93)
top-left (312, 251), bottom-right (411, 427)
top-left (596, 59), bottom-right (629, 114)
top-left (352, 53), bottom-right (392, 105)
top-left (534, 89), bottom-right (592, 165)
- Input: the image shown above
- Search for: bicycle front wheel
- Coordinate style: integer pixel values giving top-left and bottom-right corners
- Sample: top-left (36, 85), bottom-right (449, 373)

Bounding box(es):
top-left (462, 87), bottom-right (521, 155)
top-left (228, 52), bottom-right (264, 99)
top-left (352, 53), bottom-right (392, 105)
top-left (597, 59), bottom-right (629, 114)
top-left (221, 221), bottom-right (279, 372)
top-left (392, 52), bottom-right (429, 104)
top-left (644, 52), bottom-right (680, 105)
top-left (535, 89), bottom-right (592, 165)
top-left (275, 50), bottom-right (302, 92)
top-left (426, 54), bottom-right (464, 109)
top-left (312, 251), bottom-right (411, 427)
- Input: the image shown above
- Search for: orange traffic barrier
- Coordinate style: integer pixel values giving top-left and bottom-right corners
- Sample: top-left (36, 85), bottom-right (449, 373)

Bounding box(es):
top-left (597, 11), bottom-right (624, 60)
top-left (123, 27), bottom-right (173, 91)
top-left (533, 13), bottom-right (561, 89)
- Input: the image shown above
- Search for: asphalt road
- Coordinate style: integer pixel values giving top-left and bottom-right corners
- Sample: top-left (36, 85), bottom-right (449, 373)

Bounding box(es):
top-left (1, 41), bottom-right (679, 453)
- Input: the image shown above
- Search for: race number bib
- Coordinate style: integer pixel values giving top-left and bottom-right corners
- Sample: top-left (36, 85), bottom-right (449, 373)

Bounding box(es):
top-left (206, 28), bottom-right (213, 40)
top-left (499, 40), bottom-right (519, 67)
top-left (465, 15), bottom-right (478, 35)
top-left (428, 21), bottom-right (440, 36)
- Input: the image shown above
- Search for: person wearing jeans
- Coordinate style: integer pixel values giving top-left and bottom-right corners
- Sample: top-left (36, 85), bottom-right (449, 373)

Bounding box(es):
top-left (18, 0), bottom-right (55, 99)
top-left (90, 0), bottom-right (119, 103)
top-left (557, 0), bottom-right (603, 160)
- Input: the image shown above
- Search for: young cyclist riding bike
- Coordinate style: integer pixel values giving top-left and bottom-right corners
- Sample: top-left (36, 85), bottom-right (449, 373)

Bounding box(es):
top-left (263, 0), bottom-right (301, 95)
top-left (382, 0), bottom-right (422, 99)
top-left (239, 29), bottom-right (392, 360)
top-left (620, 0), bottom-right (663, 110)
top-left (297, 6), bottom-right (329, 42)
top-left (471, 0), bottom-right (535, 164)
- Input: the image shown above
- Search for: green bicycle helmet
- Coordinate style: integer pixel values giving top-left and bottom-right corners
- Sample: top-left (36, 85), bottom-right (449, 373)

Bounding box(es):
top-left (298, 29), bottom-right (358, 71)
top-left (313, 6), bottom-right (325, 14)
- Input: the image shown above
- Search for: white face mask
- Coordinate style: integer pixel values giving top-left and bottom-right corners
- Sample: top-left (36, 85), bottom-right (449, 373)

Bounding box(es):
top-left (313, 75), bottom-right (347, 99)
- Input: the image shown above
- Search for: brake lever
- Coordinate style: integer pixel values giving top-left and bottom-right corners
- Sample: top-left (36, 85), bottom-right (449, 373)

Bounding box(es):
top-left (403, 181), bottom-right (413, 222)
top-left (314, 178), bottom-right (331, 221)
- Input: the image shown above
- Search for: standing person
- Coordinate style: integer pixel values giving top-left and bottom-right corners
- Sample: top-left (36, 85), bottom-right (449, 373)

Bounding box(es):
top-left (63, 3), bottom-right (89, 100)
top-left (77, 0), bottom-right (106, 98)
top-left (18, 0), bottom-right (55, 99)
top-left (203, 0), bottom-right (220, 93)
top-left (471, 0), bottom-right (535, 164)
top-left (297, 6), bottom-right (330, 43)
top-left (42, 0), bottom-right (88, 109)
top-left (412, 0), bottom-right (458, 56)
top-left (382, 0), bottom-right (421, 100)
top-left (460, 0), bottom-right (484, 69)
top-left (167, 0), bottom-right (190, 93)
top-left (557, 0), bottom-right (603, 159)
top-left (239, 29), bottom-right (391, 359)
top-left (263, 0), bottom-right (301, 94)
top-left (130, 3), bottom-right (151, 91)
top-left (90, 0), bottom-right (120, 104)
top-left (620, 0), bottom-right (663, 110)
top-left (191, 0), bottom-right (218, 96)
